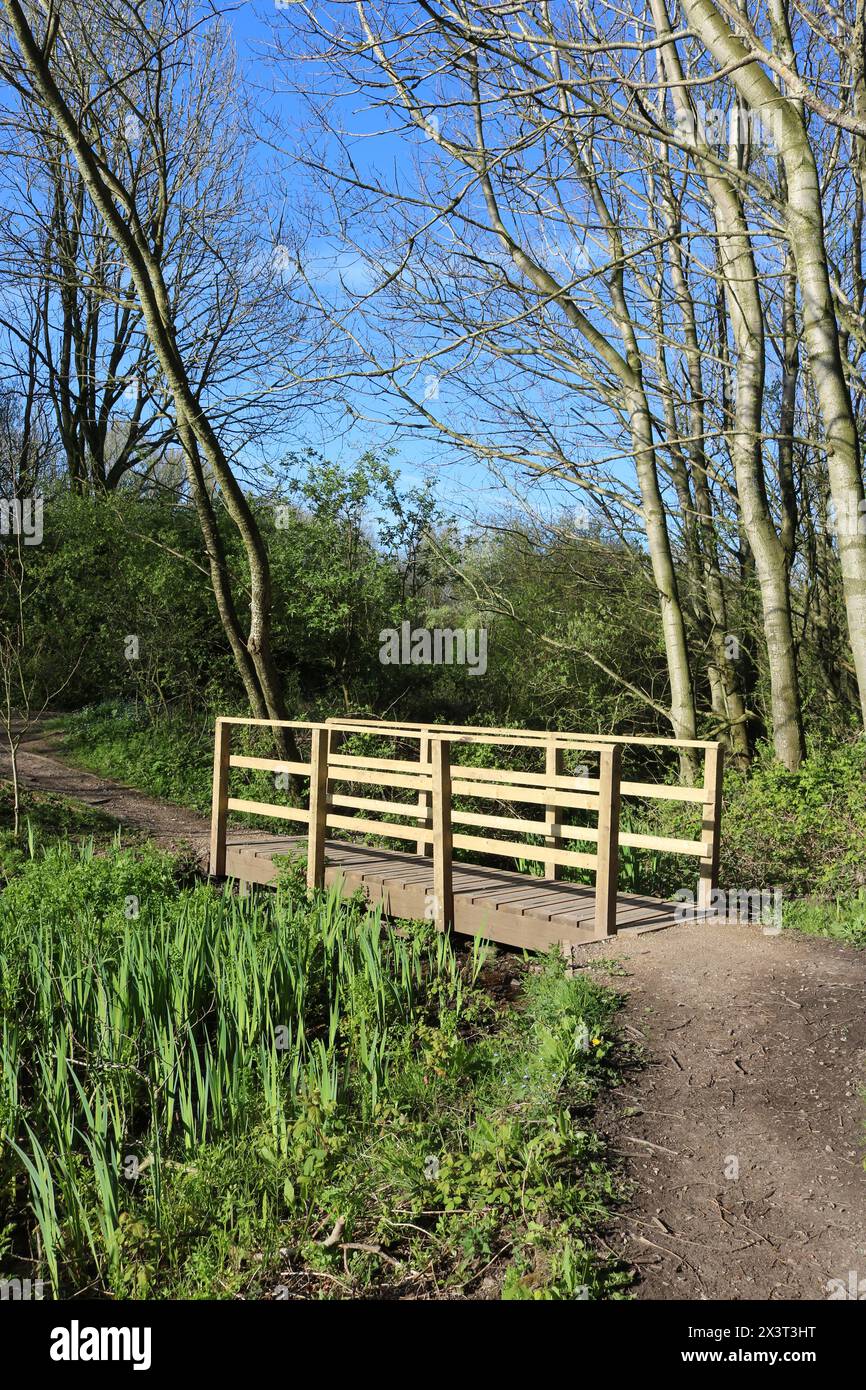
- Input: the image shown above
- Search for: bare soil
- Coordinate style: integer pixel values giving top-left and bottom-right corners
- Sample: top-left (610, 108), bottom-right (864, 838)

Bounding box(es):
top-left (577, 924), bottom-right (866, 1300)
top-left (4, 724), bottom-right (866, 1301)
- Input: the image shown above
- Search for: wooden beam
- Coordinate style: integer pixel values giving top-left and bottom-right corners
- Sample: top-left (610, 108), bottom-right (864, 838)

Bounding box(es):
top-left (450, 808), bottom-right (599, 841)
top-left (594, 744), bottom-right (622, 939)
top-left (307, 726), bottom-right (330, 890)
top-left (449, 762), bottom-right (600, 792)
top-left (328, 766), bottom-right (433, 792)
top-left (330, 753), bottom-right (432, 774)
top-left (451, 833), bottom-right (597, 872)
top-left (227, 799), bottom-right (310, 823)
top-left (431, 738), bottom-right (454, 932)
top-left (209, 720), bottom-right (231, 876)
top-left (620, 781), bottom-right (704, 803)
top-left (325, 813), bottom-right (426, 841)
top-left (416, 731), bottom-right (433, 857)
top-left (544, 738), bottom-right (564, 880)
top-left (329, 792), bottom-right (428, 819)
top-left (228, 755), bottom-right (311, 775)
top-left (697, 744), bottom-right (725, 913)
top-left (325, 716), bottom-right (718, 750)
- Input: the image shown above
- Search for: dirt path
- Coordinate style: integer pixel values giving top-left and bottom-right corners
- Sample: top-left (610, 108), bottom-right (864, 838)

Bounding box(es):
top-left (577, 923), bottom-right (866, 1300)
top-left (4, 726), bottom-right (866, 1300)
top-left (1, 724), bottom-right (213, 863)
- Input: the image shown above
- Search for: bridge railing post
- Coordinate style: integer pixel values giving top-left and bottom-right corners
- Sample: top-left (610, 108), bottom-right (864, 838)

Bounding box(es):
top-left (544, 738), bottom-right (563, 880)
top-left (594, 744), bottom-right (622, 938)
top-left (430, 737), bottom-right (454, 932)
top-left (307, 726), bottom-right (331, 890)
top-left (416, 729), bottom-right (433, 857)
top-left (697, 743), bottom-right (724, 915)
top-left (209, 719), bottom-right (231, 876)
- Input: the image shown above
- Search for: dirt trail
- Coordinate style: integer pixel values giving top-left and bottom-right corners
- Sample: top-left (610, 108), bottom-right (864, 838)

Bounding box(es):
top-left (577, 923), bottom-right (866, 1300)
top-left (4, 725), bottom-right (866, 1300)
top-left (1, 724), bottom-right (212, 862)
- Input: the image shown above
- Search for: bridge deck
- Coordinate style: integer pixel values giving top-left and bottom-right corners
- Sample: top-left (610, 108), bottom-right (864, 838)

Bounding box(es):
top-left (226, 834), bottom-right (680, 952)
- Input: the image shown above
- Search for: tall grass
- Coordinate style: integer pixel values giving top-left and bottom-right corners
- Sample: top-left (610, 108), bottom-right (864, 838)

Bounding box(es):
top-left (0, 841), bottom-right (463, 1294)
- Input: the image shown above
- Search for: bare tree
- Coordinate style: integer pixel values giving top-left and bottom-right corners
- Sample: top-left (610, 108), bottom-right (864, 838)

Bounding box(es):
top-left (0, 0), bottom-right (312, 767)
top-left (273, 0), bottom-right (866, 764)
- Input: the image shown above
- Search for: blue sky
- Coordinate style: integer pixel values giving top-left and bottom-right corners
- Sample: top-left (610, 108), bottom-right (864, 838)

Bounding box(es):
top-left (223, 0), bottom-right (524, 523)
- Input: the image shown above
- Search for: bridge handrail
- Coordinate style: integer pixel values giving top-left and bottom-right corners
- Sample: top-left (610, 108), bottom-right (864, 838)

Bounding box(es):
top-left (209, 717), bottom-right (724, 936)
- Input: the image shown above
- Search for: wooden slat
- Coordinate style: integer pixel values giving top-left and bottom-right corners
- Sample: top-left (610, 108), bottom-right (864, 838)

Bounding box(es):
top-left (227, 798), bottom-right (310, 823)
top-left (457, 877), bottom-right (547, 902)
top-left (620, 781), bottom-right (705, 802)
top-left (372, 862), bottom-right (435, 885)
top-left (449, 762), bottom-right (600, 792)
top-left (328, 767), bottom-right (433, 793)
top-left (229, 755), bottom-right (312, 775)
top-left (451, 832), bottom-right (597, 871)
top-left (451, 778), bottom-right (599, 810)
top-left (328, 716), bottom-right (717, 750)
top-left (333, 723), bottom-right (603, 752)
top-left (450, 808), bottom-right (598, 842)
top-left (467, 885), bottom-right (556, 910)
top-left (440, 732), bottom-right (603, 751)
top-left (548, 896), bottom-right (673, 929)
top-left (220, 714), bottom-right (719, 752)
top-left (329, 792), bottom-right (429, 820)
top-left (540, 892), bottom-right (605, 923)
top-left (326, 813), bottom-right (421, 840)
top-left (330, 753), bottom-right (431, 775)
top-left (342, 723), bottom-right (575, 747)
top-left (619, 831), bottom-right (707, 856)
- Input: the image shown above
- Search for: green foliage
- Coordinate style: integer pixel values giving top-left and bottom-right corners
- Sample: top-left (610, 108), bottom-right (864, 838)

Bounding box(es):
top-left (719, 740), bottom-right (866, 899)
top-left (0, 844), bottom-right (627, 1300)
top-left (456, 522), bottom-right (664, 733)
top-left (0, 785), bottom-right (120, 884)
top-left (11, 458), bottom-right (684, 739)
top-left (264, 451), bottom-right (447, 707)
top-left (782, 890), bottom-right (866, 947)
top-left (56, 703), bottom-right (215, 813)
top-left (8, 489), bottom-right (232, 717)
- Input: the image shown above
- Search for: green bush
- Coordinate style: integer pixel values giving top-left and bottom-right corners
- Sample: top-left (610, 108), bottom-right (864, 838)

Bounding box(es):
top-left (719, 740), bottom-right (866, 899)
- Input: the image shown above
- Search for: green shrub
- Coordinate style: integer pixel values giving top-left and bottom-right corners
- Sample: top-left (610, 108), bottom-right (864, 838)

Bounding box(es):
top-left (719, 740), bottom-right (866, 899)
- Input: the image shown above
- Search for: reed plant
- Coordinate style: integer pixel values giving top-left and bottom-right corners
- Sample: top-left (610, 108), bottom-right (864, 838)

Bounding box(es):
top-left (0, 839), bottom-right (624, 1299)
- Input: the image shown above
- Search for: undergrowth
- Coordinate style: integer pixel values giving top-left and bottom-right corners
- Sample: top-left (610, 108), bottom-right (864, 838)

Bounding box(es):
top-left (0, 839), bottom-right (628, 1300)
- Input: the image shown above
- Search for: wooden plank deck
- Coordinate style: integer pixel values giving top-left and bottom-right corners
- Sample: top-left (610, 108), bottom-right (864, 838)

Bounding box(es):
top-left (225, 833), bottom-right (681, 952)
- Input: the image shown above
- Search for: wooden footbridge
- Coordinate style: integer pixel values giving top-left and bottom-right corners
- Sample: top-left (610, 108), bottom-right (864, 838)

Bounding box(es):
top-left (209, 718), bottom-right (723, 954)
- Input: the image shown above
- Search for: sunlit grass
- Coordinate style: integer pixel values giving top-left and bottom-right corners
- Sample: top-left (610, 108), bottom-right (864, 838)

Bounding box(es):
top-left (0, 840), bottom-right (627, 1299)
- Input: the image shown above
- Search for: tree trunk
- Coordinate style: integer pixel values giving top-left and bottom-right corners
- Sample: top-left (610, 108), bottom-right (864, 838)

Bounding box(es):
top-left (680, 0), bottom-right (866, 730)
top-left (2, 0), bottom-right (302, 774)
top-left (653, 0), bottom-right (806, 768)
